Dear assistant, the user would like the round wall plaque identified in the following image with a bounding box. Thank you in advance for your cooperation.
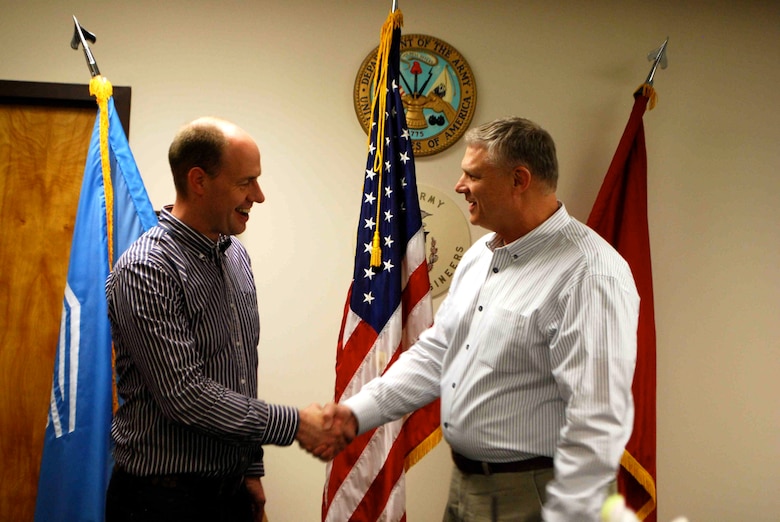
[354,34,477,157]
[417,184,472,297]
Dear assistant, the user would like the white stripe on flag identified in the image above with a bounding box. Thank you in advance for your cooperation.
[52,295,68,437]
[51,284,80,438]
[65,285,81,433]
[66,283,80,433]
[49,384,63,438]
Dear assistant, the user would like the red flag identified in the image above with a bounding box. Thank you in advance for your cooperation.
[322,9,440,521]
[587,85,658,521]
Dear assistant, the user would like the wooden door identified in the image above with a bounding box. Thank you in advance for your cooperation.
[0,81,131,522]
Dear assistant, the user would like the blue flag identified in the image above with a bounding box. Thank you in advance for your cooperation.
[34,95,157,522]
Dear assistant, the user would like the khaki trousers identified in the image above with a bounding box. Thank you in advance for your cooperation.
[442,466,555,522]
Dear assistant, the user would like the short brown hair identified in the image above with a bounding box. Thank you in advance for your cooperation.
[167,119,228,196]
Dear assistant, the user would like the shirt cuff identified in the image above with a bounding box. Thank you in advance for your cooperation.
[245,462,264,477]
[342,393,383,435]
[261,404,299,446]
[245,448,265,477]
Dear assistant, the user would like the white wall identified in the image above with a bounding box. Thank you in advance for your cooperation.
[2,1,779,520]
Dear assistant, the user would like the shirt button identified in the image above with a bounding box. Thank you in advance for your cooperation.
[443,422,449,428]
[452,382,456,388]
[466,344,470,350]
[478,305,483,311]
[492,267,499,273]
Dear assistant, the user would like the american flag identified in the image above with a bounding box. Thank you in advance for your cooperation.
[322,9,440,522]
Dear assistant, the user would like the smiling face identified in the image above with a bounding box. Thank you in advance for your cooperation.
[200,132,265,240]
[455,144,516,235]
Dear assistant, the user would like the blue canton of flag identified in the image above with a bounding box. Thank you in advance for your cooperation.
[35,94,157,522]
[352,78,420,331]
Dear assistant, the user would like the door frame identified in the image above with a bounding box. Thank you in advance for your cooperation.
[0,79,131,136]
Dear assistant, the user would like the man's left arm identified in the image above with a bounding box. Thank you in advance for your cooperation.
[544,274,639,521]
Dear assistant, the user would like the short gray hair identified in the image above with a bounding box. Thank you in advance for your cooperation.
[464,117,558,191]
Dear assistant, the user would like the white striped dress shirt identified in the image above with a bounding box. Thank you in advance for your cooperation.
[345,203,639,520]
[106,207,298,478]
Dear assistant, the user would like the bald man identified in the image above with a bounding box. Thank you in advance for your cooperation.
[105,118,347,522]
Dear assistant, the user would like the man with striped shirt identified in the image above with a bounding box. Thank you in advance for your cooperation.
[105,117,349,522]
[330,117,639,521]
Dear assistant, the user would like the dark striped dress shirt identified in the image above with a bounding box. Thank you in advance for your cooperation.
[106,207,298,478]
[346,203,639,520]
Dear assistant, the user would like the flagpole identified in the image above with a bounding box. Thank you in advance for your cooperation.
[391,0,398,12]
[644,37,669,86]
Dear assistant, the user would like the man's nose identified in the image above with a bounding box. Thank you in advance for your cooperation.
[454,174,467,193]
[252,180,265,203]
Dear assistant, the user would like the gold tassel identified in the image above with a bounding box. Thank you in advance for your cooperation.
[370,230,382,267]
[89,75,119,414]
[367,9,404,267]
[636,83,658,111]
[89,75,115,268]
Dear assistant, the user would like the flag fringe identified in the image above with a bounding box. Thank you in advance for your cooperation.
[404,426,442,472]
[620,449,657,520]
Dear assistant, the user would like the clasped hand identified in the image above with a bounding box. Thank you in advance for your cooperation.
[295,402,357,461]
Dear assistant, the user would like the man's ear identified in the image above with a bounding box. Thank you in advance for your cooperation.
[188,167,208,197]
[512,166,532,192]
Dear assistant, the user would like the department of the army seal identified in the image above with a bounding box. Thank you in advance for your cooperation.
[354,34,477,157]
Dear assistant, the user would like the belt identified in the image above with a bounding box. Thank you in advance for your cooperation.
[113,467,245,496]
[451,451,553,475]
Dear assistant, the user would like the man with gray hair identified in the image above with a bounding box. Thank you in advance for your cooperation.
[329,117,639,521]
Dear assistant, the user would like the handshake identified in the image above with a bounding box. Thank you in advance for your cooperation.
[295,403,357,461]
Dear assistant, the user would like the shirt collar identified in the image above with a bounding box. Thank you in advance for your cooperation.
[158,206,231,260]
[488,202,571,258]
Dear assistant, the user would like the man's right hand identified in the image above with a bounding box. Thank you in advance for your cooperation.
[295,403,357,461]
